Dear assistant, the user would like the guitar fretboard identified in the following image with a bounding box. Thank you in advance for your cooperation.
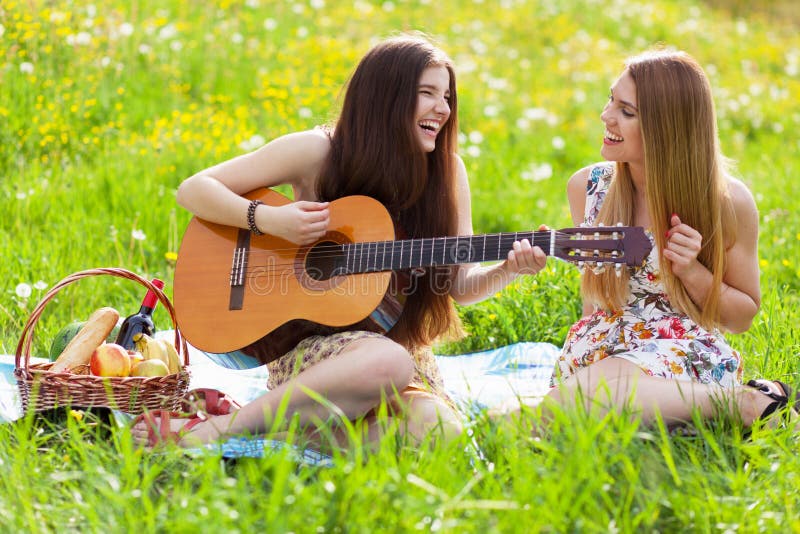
[340,231,553,274]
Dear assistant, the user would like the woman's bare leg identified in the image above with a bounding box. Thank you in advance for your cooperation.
[131,337,415,446]
[305,389,463,451]
[544,357,776,427]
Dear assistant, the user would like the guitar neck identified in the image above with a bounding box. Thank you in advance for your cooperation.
[339,231,553,274]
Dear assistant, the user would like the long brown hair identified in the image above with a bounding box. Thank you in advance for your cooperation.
[582,50,736,330]
[316,35,462,349]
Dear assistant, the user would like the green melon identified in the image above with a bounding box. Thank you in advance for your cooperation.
[48,321,121,360]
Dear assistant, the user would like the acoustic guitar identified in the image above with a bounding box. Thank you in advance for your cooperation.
[173,188,652,362]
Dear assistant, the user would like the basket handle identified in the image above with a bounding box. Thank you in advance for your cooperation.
[14,268,190,369]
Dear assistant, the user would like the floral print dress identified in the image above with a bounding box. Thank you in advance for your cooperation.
[554,163,743,387]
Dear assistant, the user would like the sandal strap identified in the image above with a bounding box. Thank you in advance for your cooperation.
[746,379,790,404]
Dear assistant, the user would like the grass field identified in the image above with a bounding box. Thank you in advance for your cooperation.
[2,0,799,531]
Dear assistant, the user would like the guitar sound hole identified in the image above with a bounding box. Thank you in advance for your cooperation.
[305,240,345,281]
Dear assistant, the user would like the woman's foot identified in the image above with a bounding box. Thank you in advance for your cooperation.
[741,379,799,428]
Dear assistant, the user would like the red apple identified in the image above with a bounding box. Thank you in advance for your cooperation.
[90,343,131,377]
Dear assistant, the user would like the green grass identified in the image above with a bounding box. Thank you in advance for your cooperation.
[2,0,800,531]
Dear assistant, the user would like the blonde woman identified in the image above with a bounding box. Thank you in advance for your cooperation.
[547,49,796,428]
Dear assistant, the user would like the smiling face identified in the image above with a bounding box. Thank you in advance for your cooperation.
[600,70,644,170]
[414,65,451,152]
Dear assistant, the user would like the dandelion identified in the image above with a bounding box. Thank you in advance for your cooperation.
[524,107,548,121]
[468,131,484,144]
[240,134,265,151]
[245,0,260,7]
[0,24,4,38]
[465,145,481,158]
[69,409,84,421]
[298,107,312,119]
[232,33,244,44]
[165,251,178,262]
[310,0,325,8]
[522,163,553,182]
[297,27,308,38]
[75,32,92,46]
[382,1,395,11]
[263,18,277,31]
[119,23,134,36]
[16,283,33,299]
[138,44,152,55]
[483,105,500,117]
[34,281,48,290]
[552,136,565,150]
[132,229,146,241]
[759,259,768,268]
[20,62,34,74]
[159,24,178,40]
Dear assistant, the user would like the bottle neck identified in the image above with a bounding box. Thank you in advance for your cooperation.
[141,278,165,311]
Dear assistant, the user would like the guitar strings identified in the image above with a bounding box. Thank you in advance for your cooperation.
[225,231,631,279]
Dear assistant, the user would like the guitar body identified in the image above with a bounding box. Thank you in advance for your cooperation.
[173,189,395,357]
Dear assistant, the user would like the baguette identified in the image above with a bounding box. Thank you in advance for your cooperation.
[50,307,120,373]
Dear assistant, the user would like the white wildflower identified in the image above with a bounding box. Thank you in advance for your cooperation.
[16,283,32,299]
[382,1,395,11]
[75,32,92,46]
[465,145,481,158]
[159,24,177,40]
[240,134,266,151]
[34,281,48,290]
[522,163,553,182]
[263,18,277,31]
[483,105,500,117]
[119,23,134,36]
[552,136,565,150]
[468,131,484,144]
[298,107,312,119]
[20,62,34,74]
[132,229,146,241]
[310,0,324,8]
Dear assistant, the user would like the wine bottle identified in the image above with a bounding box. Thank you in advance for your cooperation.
[114,278,165,350]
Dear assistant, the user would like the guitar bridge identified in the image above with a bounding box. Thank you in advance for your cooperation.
[228,229,250,310]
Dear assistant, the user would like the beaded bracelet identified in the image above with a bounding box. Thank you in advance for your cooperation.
[246,199,264,235]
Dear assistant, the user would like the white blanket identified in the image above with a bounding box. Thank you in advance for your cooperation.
[1,338,560,424]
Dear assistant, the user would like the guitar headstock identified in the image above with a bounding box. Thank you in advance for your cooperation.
[553,225,652,272]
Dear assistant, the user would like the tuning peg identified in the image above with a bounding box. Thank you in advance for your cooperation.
[616,222,624,227]
[614,263,623,277]
[597,222,605,227]
[592,262,606,274]
[612,231,619,240]
[578,261,585,273]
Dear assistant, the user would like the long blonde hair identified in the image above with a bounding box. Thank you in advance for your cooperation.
[582,50,735,330]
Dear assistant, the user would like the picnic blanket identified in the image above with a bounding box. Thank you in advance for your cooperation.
[1,335,560,460]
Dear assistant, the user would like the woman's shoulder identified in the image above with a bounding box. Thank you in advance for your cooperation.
[724,175,758,221]
[568,162,614,192]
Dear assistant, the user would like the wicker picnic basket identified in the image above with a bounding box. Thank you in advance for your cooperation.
[14,267,191,415]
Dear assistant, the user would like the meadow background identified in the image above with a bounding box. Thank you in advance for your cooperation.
[1,0,799,531]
